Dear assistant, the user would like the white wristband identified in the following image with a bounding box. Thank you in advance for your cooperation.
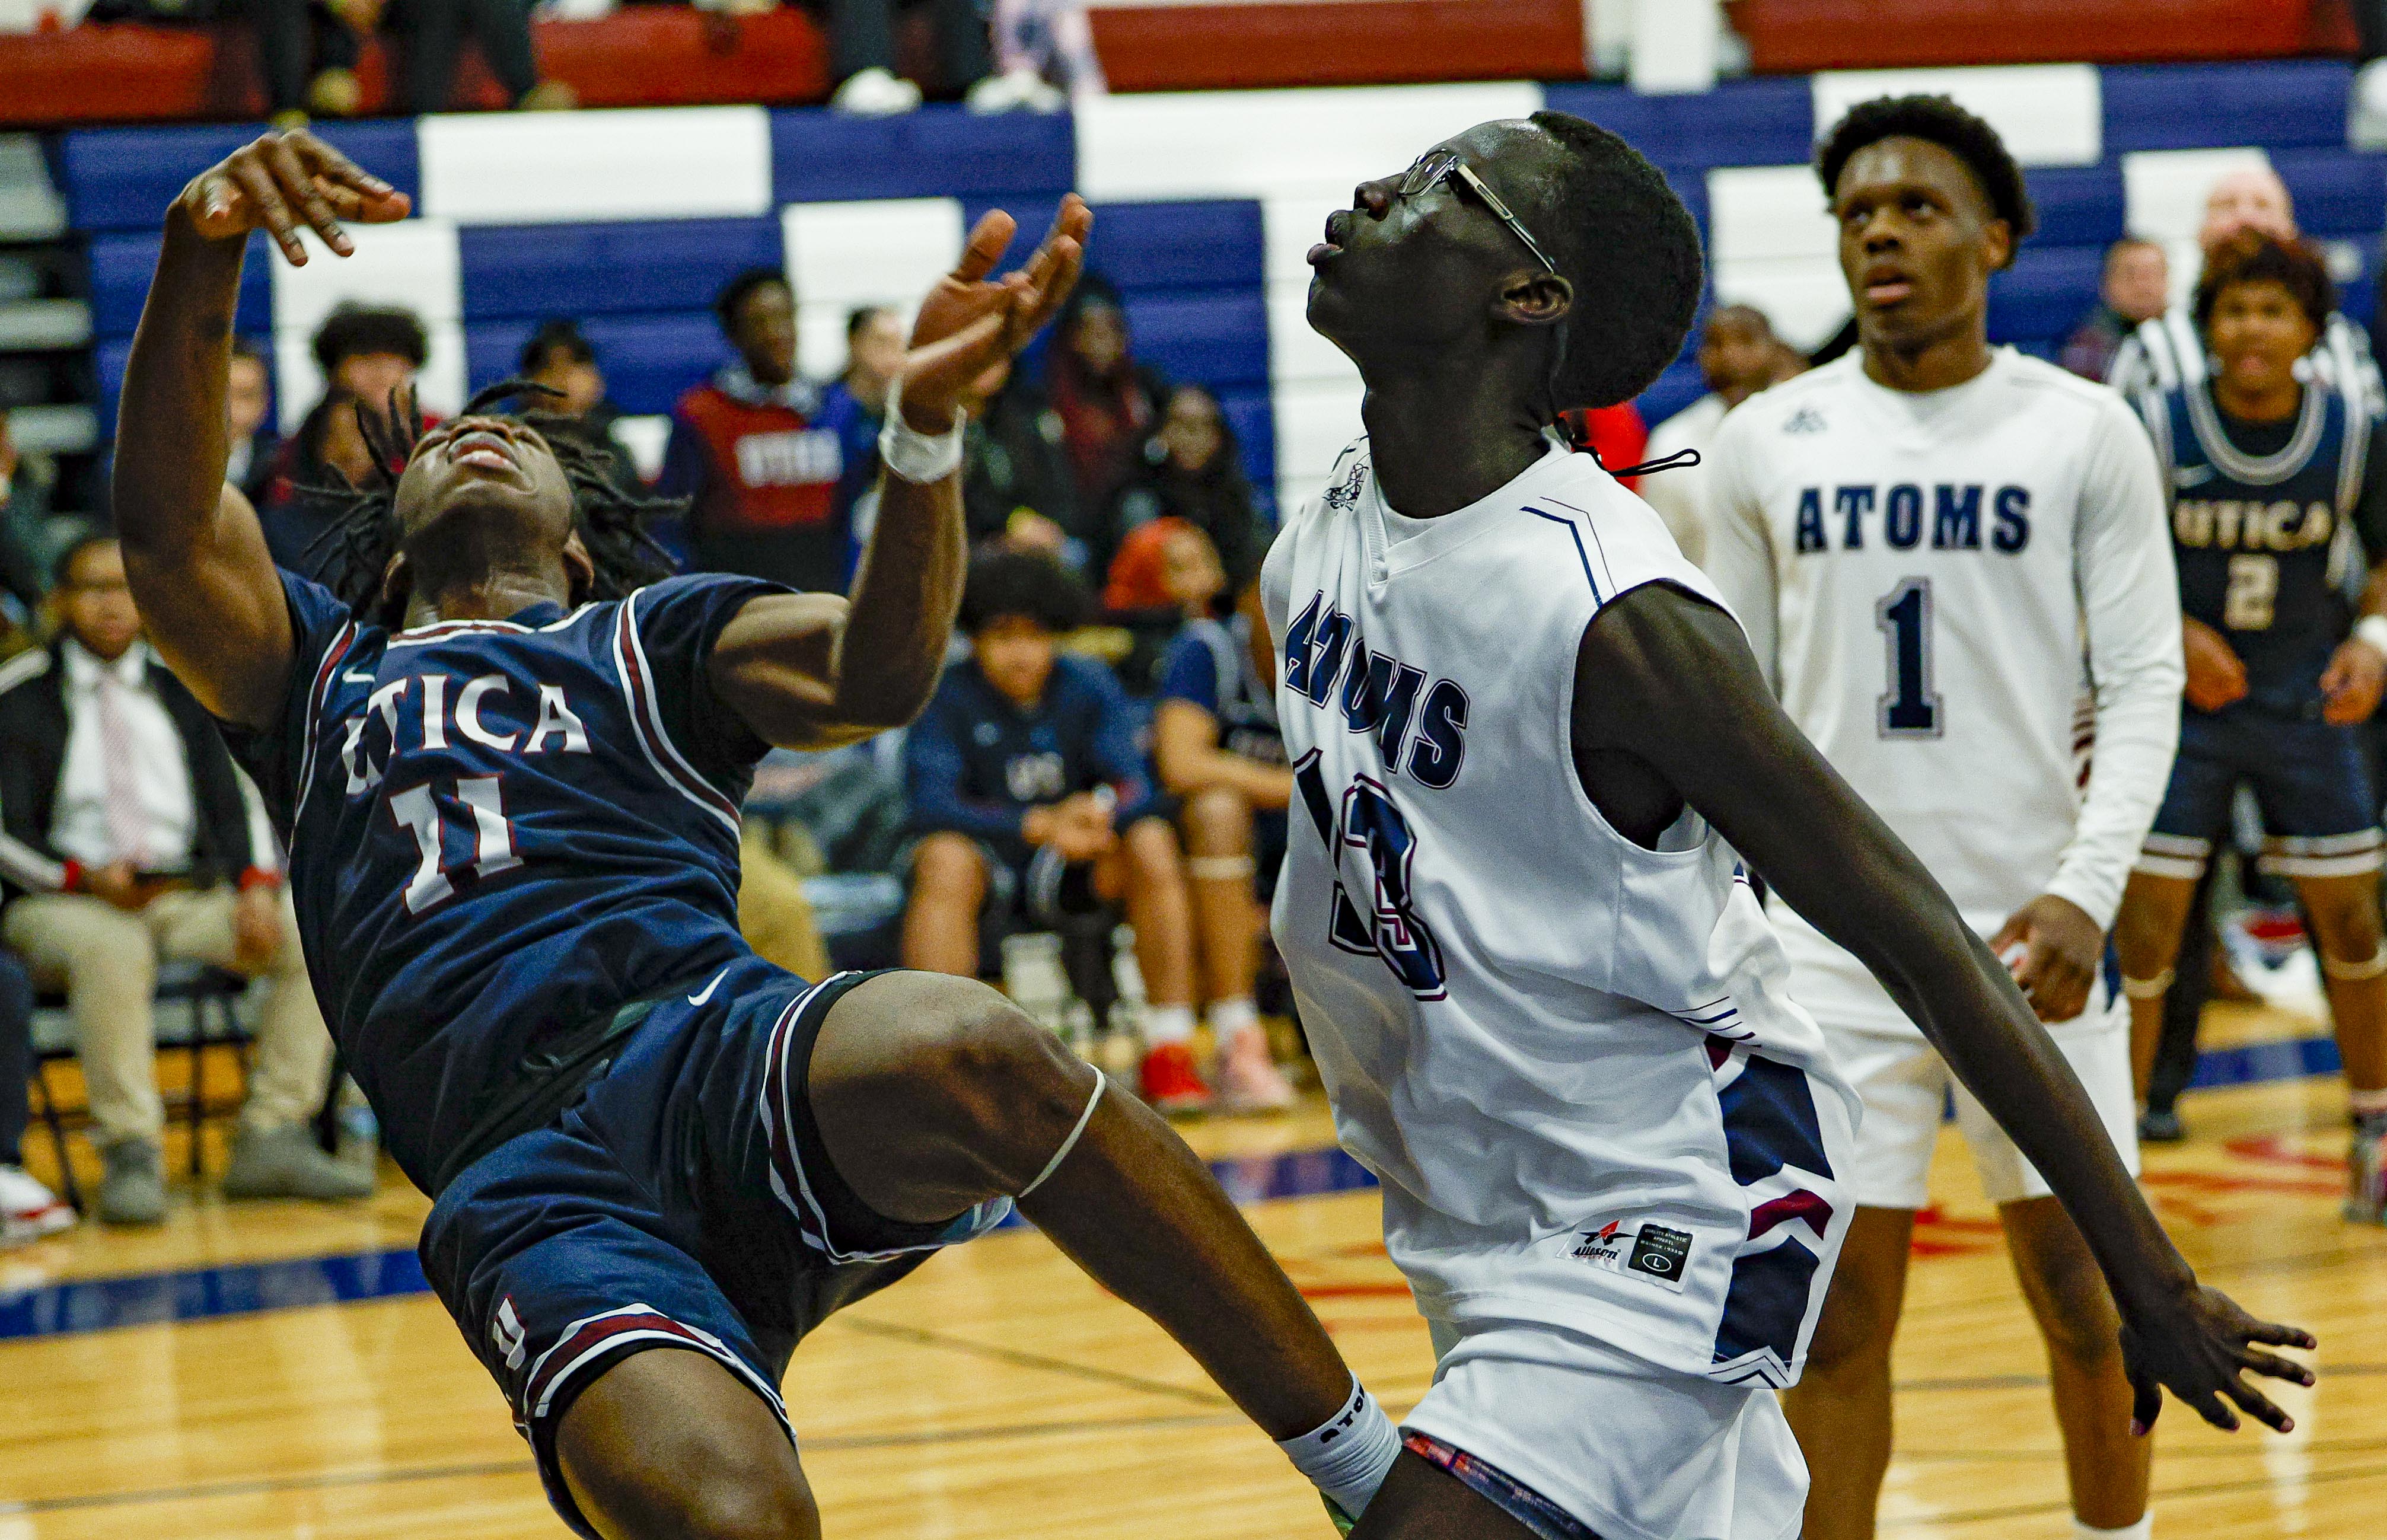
[877,375,966,484]
[2358,614,2387,659]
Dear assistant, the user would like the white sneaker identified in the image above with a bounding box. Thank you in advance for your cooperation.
[966,66,1066,115]
[0,1163,74,1246]
[1213,1023,1298,1112]
[831,67,923,117]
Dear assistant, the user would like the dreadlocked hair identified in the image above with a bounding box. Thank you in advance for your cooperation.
[299,378,682,629]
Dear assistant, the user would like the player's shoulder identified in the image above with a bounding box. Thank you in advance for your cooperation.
[1713,358,1855,445]
[1286,436,1373,528]
[1995,350,2150,441]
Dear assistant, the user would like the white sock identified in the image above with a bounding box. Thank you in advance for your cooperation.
[1277,1376,1401,1520]
[1206,996,1258,1038]
[2348,1086,2387,1118]
[2075,1517,2152,1540]
[1143,1004,1196,1045]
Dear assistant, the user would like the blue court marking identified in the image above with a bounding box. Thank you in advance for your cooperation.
[0,1039,2337,1345]
[1521,507,1601,601]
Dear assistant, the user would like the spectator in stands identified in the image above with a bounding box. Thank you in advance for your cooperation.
[225,339,281,506]
[2112,164,2380,416]
[0,947,72,1245]
[1105,384,1264,597]
[659,268,853,594]
[1153,567,1298,1111]
[518,320,638,490]
[983,0,1102,111]
[814,305,907,581]
[1104,517,1227,693]
[1639,303,1787,565]
[2061,237,2170,382]
[965,372,1081,556]
[823,0,993,117]
[254,0,572,122]
[1048,279,1168,540]
[0,537,369,1226]
[0,417,54,627]
[900,550,1210,1111]
[260,304,427,572]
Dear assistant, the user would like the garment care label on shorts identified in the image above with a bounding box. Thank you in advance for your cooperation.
[1570,1219,1693,1292]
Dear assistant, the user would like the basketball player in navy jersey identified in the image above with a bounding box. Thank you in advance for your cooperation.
[110,131,1408,1540]
[1275,109,2313,1540]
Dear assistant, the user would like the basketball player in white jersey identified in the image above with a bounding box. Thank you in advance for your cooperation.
[1279,107,2312,1540]
[1703,97,2183,1540]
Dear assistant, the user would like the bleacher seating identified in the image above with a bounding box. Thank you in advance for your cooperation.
[63,59,2387,516]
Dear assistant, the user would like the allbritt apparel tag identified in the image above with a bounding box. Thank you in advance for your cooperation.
[1571,1219,1693,1293]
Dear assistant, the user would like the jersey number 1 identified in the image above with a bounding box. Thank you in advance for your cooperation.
[1875,578,1942,738]
[390,776,522,914]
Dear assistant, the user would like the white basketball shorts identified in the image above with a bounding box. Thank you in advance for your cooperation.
[1825,1002,2140,1211]
[1401,1316,1806,1540]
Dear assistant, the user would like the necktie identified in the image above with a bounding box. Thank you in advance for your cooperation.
[95,668,151,870]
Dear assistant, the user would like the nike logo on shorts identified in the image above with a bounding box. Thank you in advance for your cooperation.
[689,968,730,1006]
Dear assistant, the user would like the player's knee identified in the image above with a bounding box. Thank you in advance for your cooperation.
[1123,816,1184,879]
[882,976,1088,1183]
[670,1471,820,1540]
[1803,1270,1902,1373]
[909,834,987,908]
[2018,1238,2122,1366]
[1183,786,1253,852]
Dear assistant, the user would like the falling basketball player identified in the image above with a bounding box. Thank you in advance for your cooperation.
[1271,109,2315,1540]
[111,131,1407,1539]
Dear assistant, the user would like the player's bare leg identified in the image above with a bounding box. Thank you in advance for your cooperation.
[1783,1206,1915,1540]
[2114,871,2199,1098]
[557,1349,820,1540]
[2002,1196,2150,1529]
[1347,1450,1540,1540]
[1182,786,1261,1007]
[2291,871,2387,1220]
[806,969,1352,1438]
[901,832,989,978]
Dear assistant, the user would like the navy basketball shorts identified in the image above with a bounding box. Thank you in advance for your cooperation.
[418,958,1012,1538]
[2139,708,2385,882]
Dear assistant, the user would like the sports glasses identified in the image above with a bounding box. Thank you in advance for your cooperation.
[1397,149,1561,276]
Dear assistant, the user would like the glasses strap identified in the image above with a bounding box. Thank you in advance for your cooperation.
[1589,446,1703,479]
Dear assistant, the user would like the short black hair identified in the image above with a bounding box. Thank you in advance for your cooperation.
[715,267,791,334]
[231,335,271,368]
[520,318,595,375]
[52,531,116,589]
[2195,231,2334,333]
[1526,110,1705,412]
[1815,94,2037,251]
[312,303,429,378]
[846,304,895,340]
[960,549,1089,636]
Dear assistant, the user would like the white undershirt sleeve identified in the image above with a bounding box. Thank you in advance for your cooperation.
[2047,392,2184,932]
[1694,410,1782,692]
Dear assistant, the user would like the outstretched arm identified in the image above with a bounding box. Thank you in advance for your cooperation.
[710,199,1091,749]
[113,131,409,728]
[1572,582,2314,1434]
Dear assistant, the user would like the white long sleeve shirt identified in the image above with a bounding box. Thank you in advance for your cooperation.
[1704,349,2183,1033]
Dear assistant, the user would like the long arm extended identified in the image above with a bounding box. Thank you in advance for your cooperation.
[113,132,409,728]
[1572,582,2312,1433]
[709,199,1089,749]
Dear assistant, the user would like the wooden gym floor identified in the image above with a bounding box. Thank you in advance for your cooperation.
[0,1003,2379,1539]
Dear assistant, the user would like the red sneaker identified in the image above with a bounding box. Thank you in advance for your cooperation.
[1139,1040,1213,1114]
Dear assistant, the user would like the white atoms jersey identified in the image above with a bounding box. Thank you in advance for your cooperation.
[1704,349,2183,1036]
[1264,439,1858,1389]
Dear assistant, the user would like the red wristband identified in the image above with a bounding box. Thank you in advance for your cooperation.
[58,860,82,894]
[237,866,282,892]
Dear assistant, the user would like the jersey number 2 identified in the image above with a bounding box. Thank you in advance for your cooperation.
[389,776,521,914]
[1875,578,1943,738]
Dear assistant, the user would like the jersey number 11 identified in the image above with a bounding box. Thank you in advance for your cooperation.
[390,776,523,914]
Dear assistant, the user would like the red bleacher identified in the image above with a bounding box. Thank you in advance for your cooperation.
[1735,0,2357,72]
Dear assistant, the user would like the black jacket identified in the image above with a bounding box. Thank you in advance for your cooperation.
[0,640,257,903]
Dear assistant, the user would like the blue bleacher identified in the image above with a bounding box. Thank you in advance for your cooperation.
[1544,78,1816,176]
[769,105,1074,206]
[1990,244,2108,344]
[458,218,785,322]
[466,313,725,416]
[2022,166,2127,248]
[2101,62,2351,154]
[87,229,272,339]
[57,120,422,234]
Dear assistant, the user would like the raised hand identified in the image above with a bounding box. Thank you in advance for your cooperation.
[2120,1281,2315,1436]
[173,129,411,266]
[898,195,1092,432]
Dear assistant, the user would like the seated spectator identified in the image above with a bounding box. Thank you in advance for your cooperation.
[0,417,55,629]
[1104,516,1225,693]
[518,319,638,490]
[822,0,992,116]
[1640,303,1792,565]
[0,538,369,1226]
[225,339,282,506]
[260,303,428,572]
[899,551,1210,1111]
[1047,279,1168,543]
[1152,569,1298,1111]
[2113,164,2381,415]
[2061,237,2170,382]
[738,830,833,983]
[251,0,572,123]
[815,304,907,582]
[0,946,73,1245]
[1107,384,1265,596]
[659,269,852,594]
[984,0,1102,111]
[964,371,1082,557]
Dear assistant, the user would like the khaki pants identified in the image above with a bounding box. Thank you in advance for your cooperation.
[739,828,831,981]
[2,887,336,1147]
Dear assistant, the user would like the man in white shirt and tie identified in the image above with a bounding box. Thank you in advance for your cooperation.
[0,536,367,1223]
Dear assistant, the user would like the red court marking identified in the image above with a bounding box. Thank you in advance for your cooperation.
[2224,1134,2345,1172]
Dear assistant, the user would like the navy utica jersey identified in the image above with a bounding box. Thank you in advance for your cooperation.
[222,569,785,1192]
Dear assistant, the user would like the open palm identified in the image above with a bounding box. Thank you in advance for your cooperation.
[898,196,1091,432]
